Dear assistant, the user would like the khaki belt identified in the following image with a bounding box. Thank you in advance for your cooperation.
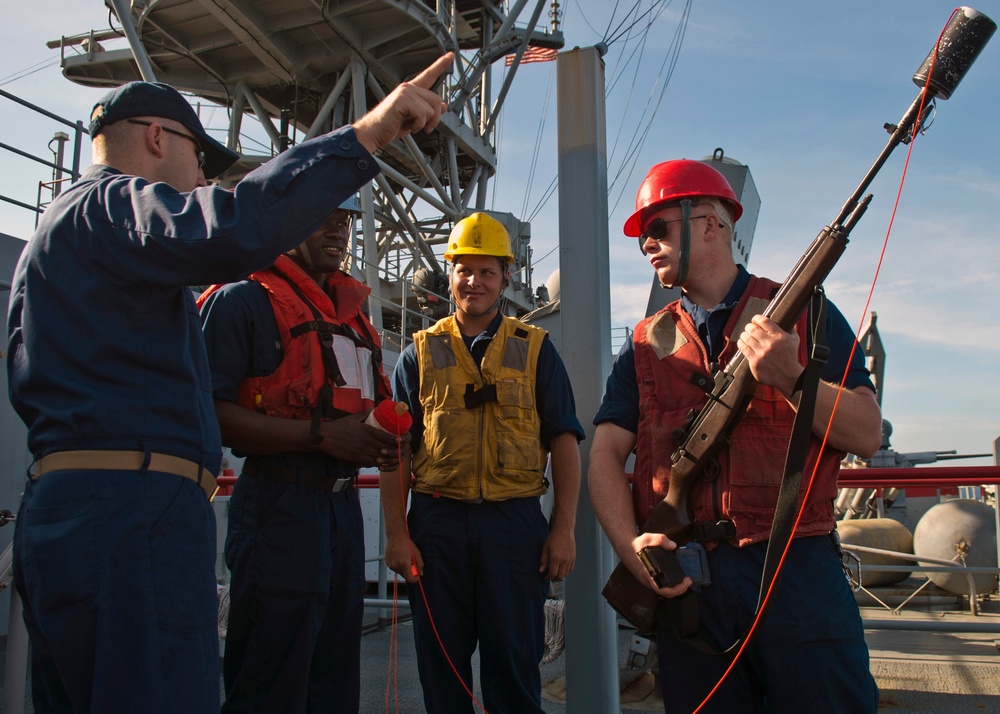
[33,450,218,501]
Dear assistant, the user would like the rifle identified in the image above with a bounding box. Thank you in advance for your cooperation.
[602,7,996,633]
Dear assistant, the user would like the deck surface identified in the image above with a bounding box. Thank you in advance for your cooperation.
[4,580,1000,712]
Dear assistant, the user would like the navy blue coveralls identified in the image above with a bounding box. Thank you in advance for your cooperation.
[392,311,584,714]
[6,126,378,714]
[594,265,880,714]
[200,278,371,713]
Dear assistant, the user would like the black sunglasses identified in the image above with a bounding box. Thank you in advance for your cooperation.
[127,119,206,170]
[641,214,713,243]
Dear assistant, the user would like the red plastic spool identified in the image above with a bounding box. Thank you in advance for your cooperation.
[368,400,413,435]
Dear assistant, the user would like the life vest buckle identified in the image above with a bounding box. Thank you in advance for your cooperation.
[688,519,736,542]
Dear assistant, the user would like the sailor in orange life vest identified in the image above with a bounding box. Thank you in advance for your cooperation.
[379,212,585,714]
[588,160,882,713]
[198,196,407,713]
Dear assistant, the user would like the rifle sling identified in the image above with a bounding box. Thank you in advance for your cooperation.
[658,287,829,657]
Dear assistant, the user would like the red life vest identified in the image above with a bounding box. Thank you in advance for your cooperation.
[632,275,844,546]
[198,255,390,422]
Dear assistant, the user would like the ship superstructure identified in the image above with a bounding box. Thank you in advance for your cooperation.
[47,0,566,351]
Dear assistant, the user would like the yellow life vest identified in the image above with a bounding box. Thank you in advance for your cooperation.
[412,315,548,501]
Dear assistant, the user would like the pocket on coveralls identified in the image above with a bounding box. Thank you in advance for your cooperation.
[21,492,103,613]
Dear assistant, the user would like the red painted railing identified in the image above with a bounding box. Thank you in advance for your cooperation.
[837,465,1000,489]
[226,466,1000,493]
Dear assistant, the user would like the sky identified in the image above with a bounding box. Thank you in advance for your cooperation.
[1,0,998,464]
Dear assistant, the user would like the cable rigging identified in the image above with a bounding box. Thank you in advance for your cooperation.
[607,0,692,216]
[499,0,692,259]
[604,2,666,178]
[520,64,557,221]
[0,57,62,87]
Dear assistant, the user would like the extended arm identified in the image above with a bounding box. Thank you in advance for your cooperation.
[379,344,423,583]
[378,450,421,583]
[96,54,454,288]
[538,431,581,580]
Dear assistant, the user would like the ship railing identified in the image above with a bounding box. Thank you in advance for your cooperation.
[838,465,1000,490]
[839,543,994,617]
[837,463,1000,632]
[610,325,632,356]
[0,88,86,229]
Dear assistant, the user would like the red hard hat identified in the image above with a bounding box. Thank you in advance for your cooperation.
[623,159,743,237]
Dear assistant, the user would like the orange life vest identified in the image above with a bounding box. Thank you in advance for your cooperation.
[198,255,390,424]
[632,275,844,546]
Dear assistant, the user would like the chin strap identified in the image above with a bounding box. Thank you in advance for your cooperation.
[661,199,692,289]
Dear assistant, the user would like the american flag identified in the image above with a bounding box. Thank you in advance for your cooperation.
[505,46,558,66]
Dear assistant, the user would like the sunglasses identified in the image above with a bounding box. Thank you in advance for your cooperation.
[128,119,206,170]
[641,214,714,243]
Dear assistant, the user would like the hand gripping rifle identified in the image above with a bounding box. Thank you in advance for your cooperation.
[602,7,996,633]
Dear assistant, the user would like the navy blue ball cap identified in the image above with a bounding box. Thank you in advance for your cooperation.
[89,81,240,179]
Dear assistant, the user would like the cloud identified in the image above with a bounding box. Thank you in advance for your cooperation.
[610,278,651,329]
[936,166,1000,200]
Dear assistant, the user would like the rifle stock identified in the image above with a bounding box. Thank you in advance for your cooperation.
[601,7,995,633]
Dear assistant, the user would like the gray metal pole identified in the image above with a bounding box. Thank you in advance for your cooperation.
[305,68,352,141]
[228,83,247,154]
[241,86,282,153]
[557,46,619,714]
[994,437,999,593]
[109,0,158,82]
[350,60,384,334]
[863,618,1000,633]
[52,132,69,198]
[476,14,494,211]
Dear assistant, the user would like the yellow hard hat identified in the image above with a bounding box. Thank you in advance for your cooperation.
[444,213,514,263]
